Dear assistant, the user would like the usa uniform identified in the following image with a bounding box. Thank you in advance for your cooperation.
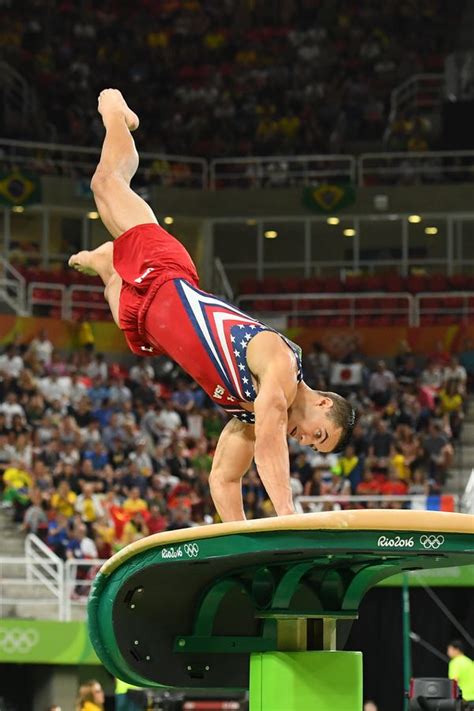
[115,223,303,423]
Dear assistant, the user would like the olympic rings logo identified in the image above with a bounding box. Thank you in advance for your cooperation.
[0,628,39,654]
[420,535,445,550]
[183,543,199,558]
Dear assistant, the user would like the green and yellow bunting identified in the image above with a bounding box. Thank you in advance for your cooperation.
[303,183,355,213]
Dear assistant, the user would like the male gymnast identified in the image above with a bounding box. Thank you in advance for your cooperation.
[69,89,356,522]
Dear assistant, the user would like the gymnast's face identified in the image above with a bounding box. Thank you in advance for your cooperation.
[288,392,342,453]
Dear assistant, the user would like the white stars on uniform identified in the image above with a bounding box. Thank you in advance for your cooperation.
[231,324,258,405]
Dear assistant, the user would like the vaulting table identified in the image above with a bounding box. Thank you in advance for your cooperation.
[88,509,474,711]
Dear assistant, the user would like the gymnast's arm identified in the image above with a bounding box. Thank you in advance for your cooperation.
[209,416,256,521]
[248,333,297,515]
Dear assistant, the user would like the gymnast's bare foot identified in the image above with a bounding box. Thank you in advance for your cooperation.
[68,241,114,281]
[98,89,139,131]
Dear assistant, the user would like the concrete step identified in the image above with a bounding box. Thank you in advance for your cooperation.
[1,602,62,620]
[0,582,60,599]
[461,422,474,438]
[0,537,25,555]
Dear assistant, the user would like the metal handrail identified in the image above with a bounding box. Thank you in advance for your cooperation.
[461,470,474,514]
[358,149,474,187]
[67,284,109,320]
[64,558,106,621]
[236,291,414,326]
[0,138,208,187]
[27,281,68,318]
[0,255,27,315]
[209,154,356,189]
[25,534,64,619]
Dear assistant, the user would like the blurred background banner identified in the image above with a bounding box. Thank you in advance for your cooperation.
[0,170,41,206]
[0,620,97,664]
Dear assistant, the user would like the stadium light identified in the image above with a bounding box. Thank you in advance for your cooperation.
[11,206,24,213]
[87,211,100,220]
[424,227,438,235]
[343,228,356,237]
[264,230,278,239]
[164,216,174,225]
[327,217,340,225]
[408,215,422,223]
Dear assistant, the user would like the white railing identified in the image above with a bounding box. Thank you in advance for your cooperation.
[0,256,27,315]
[5,137,474,188]
[0,557,63,620]
[213,257,234,302]
[236,292,414,327]
[64,559,104,621]
[0,138,208,189]
[209,154,356,189]
[67,285,109,320]
[461,470,474,515]
[295,495,460,514]
[24,534,65,619]
[27,281,67,318]
[358,150,474,187]
[18,286,474,326]
[388,73,443,125]
[413,292,474,327]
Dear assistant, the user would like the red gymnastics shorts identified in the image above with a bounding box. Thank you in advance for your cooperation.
[113,222,199,356]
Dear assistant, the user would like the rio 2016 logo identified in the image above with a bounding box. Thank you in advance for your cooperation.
[161,543,200,560]
[377,535,414,548]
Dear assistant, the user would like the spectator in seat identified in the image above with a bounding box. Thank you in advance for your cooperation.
[121,510,149,546]
[368,418,394,470]
[167,504,193,531]
[0,344,24,379]
[336,444,363,491]
[380,465,408,500]
[67,522,98,560]
[75,483,105,531]
[147,503,168,535]
[47,513,71,559]
[303,341,331,389]
[369,360,396,407]
[422,421,454,484]
[439,379,464,440]
[407,467,430,496]
[171,378,195,427]
[0,392,25,427]
[28,328,53,366]
[443,356,467,396]
[421,360,444,394]
[22,487,48,537]
[50,480,77,518]
[356,465,381,500]
[123,486,148,515]
[2,460,32,521]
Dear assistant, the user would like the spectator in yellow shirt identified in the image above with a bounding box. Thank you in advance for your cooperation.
[121,511,149,547]
[123,486,148,515]
[447,640,474,702]
[51,480,77,518]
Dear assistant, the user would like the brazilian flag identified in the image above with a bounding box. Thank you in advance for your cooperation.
[0,170,41,206]
[302,183,355,213]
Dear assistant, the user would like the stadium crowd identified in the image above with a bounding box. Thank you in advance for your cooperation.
[0,0,458,161]
[0,329,467,591]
